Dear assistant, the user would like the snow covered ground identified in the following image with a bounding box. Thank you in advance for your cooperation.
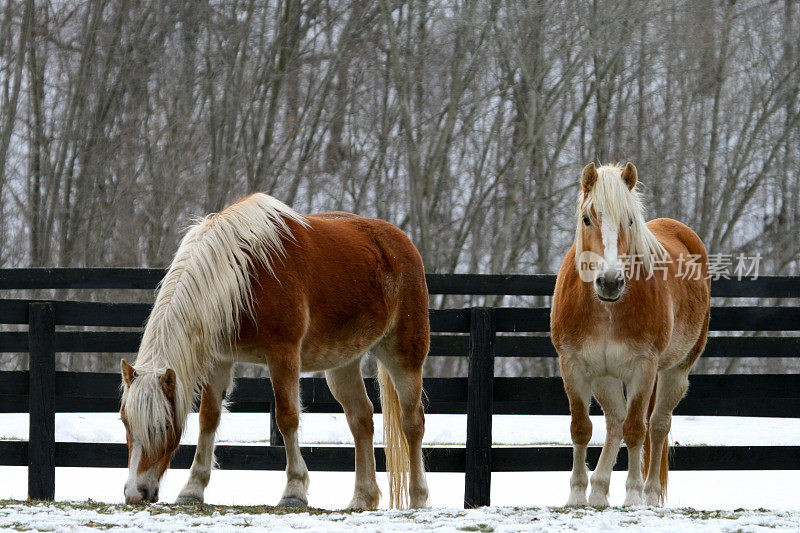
[1,413,799,530]
[1,501,799,532]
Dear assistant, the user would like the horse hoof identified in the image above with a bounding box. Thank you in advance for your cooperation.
[277,497,307,507]
[176,494,203,504]
[347,499,378,511]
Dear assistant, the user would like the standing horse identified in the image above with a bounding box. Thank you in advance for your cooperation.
[119,194,429,509]
[550,163,710,507]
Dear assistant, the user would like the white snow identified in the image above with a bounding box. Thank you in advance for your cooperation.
[1,501,799,532]
[1,412,798,530]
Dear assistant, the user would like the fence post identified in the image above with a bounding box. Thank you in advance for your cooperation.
[269,395,284,447]
[28,302,56,500]
[464,307,495,508]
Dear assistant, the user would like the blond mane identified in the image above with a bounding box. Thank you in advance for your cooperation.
[574,164,667,275]
[122,194,308,455]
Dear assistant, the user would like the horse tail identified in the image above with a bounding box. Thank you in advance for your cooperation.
[642,376,669,505]
[378,363,410,509]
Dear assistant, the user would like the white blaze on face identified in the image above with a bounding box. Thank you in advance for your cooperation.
[124,443,143,502]
[600,211,620,275]
[124,441,161,503]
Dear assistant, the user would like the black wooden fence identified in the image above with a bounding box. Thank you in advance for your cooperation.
[0,269,799,507]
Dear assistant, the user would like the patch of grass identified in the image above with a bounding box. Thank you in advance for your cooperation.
[0,499,356,518]
[79,521,115,530]
[3,524,35,532]
[459,524,494,532]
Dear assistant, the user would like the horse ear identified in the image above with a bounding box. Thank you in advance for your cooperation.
[121,359,137,387]
[622,162,637,190]
[160,368,176,398]
[581,162,598,193]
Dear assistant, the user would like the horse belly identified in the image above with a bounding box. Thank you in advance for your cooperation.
[658,328,698,370]
[298,313,389,372]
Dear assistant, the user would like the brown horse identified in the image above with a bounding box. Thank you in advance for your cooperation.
[551,163,710,507]
[119,194,429,509]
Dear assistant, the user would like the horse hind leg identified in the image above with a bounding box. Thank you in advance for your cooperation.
[267,345,310,507]
[325,358,380,509]
[643,367,688,506]
[373,334,429,509]
[176,360,233,504]
[588,377,625,507]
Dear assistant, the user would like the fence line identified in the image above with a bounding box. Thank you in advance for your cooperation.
[0,270,798,506]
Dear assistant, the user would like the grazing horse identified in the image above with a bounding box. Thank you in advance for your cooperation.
[119,194,429,509]
[550,163,710,507]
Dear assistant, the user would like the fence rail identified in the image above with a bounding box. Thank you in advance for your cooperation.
[2,268,800,297]
[0,269,799,507]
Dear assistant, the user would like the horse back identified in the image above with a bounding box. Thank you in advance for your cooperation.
[236,212,428,369]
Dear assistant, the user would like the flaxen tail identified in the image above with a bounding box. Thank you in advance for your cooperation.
[378,363,410,509]
[642,377,669,505]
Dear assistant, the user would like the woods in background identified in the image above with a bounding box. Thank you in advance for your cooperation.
[1,0,798,276]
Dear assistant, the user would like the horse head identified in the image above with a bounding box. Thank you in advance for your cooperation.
[120,359,182,503]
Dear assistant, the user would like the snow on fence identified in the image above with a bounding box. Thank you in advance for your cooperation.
[0,269,798,507]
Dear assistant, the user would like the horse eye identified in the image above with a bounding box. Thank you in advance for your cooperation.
[583,215,591,227]
[629,217,634,227]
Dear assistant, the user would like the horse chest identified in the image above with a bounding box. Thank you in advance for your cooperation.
[573,336,643,380]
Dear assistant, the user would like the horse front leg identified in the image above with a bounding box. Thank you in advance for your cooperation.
[560,357,593,506]
[588,377,625,507]
[622,360,657,507]
[268,348,310,507]
[176,361,233,504]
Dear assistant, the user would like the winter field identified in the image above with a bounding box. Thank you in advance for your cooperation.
[2,412,799,531]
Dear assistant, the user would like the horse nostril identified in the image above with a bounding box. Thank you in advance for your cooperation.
[138,485,153,503]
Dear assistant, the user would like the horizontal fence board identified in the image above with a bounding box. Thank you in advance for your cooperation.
[426,274,555,296]
[709,307,800,332]
[0,268,166,290]
[2,270,798,298]
[710,276,800,298]
[703,336,800,358]
[1,332,797,358]
[3,301,800,332]
[0,370,27,395]
[2,372,798,418]
[490,446,800,471]
[431,334,800,358]
[0,331,143,353]
[492,375,800,417]
[50,443,468,472]
[493,307,800,333]
[0,441,27,466]
[0,441,795,471]
[0,300,151,327]
[494,375,800,402]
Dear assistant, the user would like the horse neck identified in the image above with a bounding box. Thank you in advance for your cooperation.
[136,315,208,424]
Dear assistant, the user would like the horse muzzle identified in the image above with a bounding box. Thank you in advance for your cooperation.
[124,482,159,504]
[594,270,625,302]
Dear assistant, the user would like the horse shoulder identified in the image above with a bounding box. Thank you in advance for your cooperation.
[551,245,586,351]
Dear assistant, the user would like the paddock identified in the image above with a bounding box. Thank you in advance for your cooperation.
[0,269,798,510]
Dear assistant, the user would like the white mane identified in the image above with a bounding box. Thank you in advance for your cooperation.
[122,193,308,455]
[574,164,667,275]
